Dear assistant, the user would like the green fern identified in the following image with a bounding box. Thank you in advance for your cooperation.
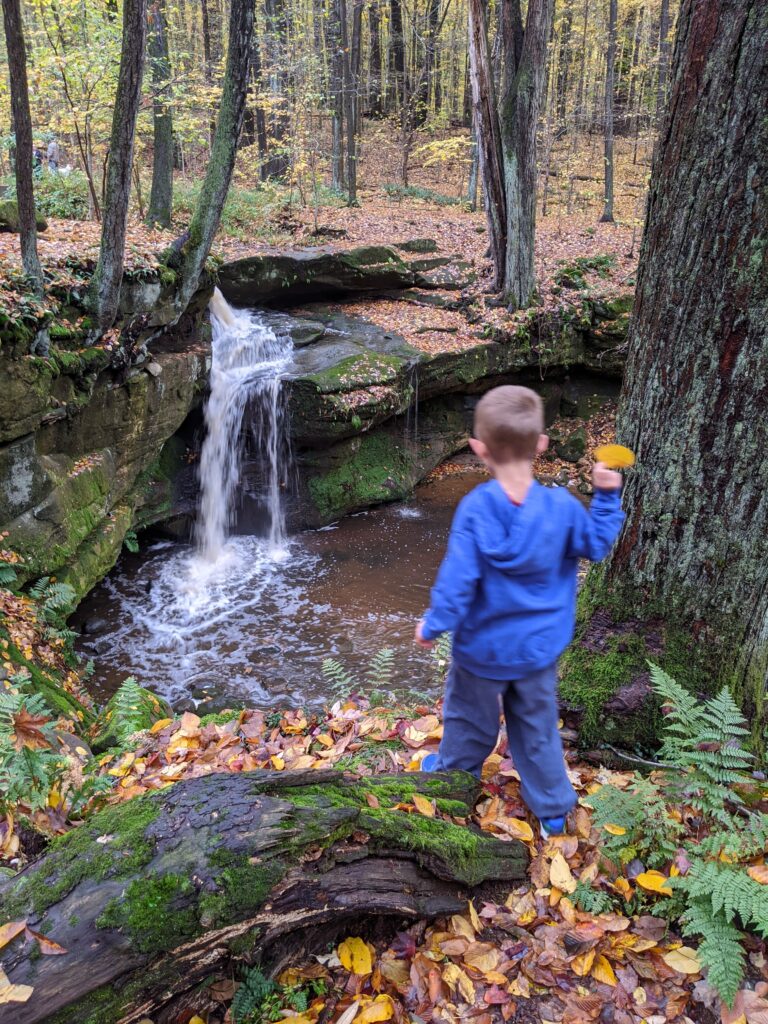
[29,577,77,624]
[108,677,156,743]
[0,685,64,813]
[0,565,17,588]
[573,880,615,915]
[366,647,394,689]
[322,657,355,700]
[590,775,682,869]
[681,900,746,1007]
[231,966,277,1023]
[697,813,768,860]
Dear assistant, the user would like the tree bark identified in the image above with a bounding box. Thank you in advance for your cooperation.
[0,770,526,1024]
[499,0,554,308]
[1,0,44,295]
[555,0,573,127]
[389,0,407,115]
[329,0,345,190]
[262,0,291,180]
[368,0,383,115]
[467,0,506,290]
[87,0,147,337]
[147,0,174,229]
[173,0,255,316]
[655,0,671,125]
[605,0,768,738]
[600,0,617,222]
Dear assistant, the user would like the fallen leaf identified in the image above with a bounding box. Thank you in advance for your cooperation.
[603,823,627,836]
[149,717,172,734]
[748,865,768,885]
[571,949,596,977]
[549,851,577,894]
[661,946,701,975]
[591,954,618,986]
[355,994,395,1022]
[464,941,501,973]
[338,937,373,976]
[412,793,435,818]
[0,921,26,951]
[635,870,673,896]
[0,967,33,1005]
[25,928,67,955]
[442,963,476,1003]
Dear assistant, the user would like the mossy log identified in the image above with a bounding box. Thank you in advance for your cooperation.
[0,769,527,1024]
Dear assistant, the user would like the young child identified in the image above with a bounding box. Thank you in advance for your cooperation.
[415,385,625,836]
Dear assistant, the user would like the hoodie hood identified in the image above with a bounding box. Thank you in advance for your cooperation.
[473,480,559,573]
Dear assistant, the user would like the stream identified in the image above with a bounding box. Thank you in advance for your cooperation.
[74,471,485,710]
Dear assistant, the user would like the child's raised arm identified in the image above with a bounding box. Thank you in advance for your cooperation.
[565,462,625,562]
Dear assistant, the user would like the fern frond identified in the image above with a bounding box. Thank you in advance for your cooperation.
[231,966,277,1023]
[698,814,768,860]
[366,647,394,689]
[573,880,615,915]
[682,900,746,1007]
[322,658,355,699]
[0,565,17,587]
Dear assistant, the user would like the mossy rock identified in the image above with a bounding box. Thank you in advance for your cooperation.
[395,238,439,254]
[553,424,587,463]
[0,199,48,233]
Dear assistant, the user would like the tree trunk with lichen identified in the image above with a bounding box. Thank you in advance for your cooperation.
[173,0,255,316]
[578,0,768,746]
[0,770,526,1024]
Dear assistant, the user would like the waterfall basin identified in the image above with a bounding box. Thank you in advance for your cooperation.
[74,471,487,711]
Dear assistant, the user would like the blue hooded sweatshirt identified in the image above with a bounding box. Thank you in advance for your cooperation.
[421,480,625,679]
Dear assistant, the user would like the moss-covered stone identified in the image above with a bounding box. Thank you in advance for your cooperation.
[0,199,48,233]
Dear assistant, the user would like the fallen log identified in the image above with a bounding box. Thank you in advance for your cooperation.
[0,769,527,1024]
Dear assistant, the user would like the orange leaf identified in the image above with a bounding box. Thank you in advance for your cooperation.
[594,444,636,469]
[635,870,673,896]
[412,793,435,818]
[748,865,768,885]
[0,920,26,951]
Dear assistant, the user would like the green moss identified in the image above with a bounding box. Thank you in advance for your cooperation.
[97,874,198,953]
[198,851,286,928]
[1,633,93,725]
[304,351,405,393]
[199,708,241,726]
[0,797,160,920]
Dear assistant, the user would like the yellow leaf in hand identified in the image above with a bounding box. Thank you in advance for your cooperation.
[635,870,673,896]
[594,444,636,469]
[661,946,701,974]
[338,937,373,976]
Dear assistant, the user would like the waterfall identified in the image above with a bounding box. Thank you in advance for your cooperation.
[196,288,293,561]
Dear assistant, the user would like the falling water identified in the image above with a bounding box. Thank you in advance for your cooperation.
[197,288,293,561]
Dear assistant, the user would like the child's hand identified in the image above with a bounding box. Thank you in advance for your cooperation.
[592,461,623,491]
[415,620,434,649]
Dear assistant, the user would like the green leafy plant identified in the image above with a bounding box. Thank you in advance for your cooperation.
[581,662,764,1005]
[123,530,140,554]
[322,647,394,702]
[0,679,65,814]
[573,880,615,915]
[231,965,324,1024]
[29,577,78,643]
[0,565,18,588]
[106,677,157,744]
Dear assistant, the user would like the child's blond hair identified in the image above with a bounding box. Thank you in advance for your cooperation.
[474,385,544,462]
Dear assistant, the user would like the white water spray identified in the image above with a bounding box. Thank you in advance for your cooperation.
[196,288,293,562]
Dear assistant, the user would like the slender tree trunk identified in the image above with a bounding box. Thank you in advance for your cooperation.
[147,0,174,228]
[415,0,441,126]
[625,4,644,135]
[655,0,671,124]
[556,0,573,128]
[339,0,359,203]
[174,0,255,314]
[329,0,345,190]
[600,0,617,222]
[467,0,506,290]
[499,0,554,308]
[574,0,589,133]
[262,0,290,179]
[390,0,406,116]
[368,0,383,115]
[605,0,768,739]
[1,0,43,295]
[88,0,147,336]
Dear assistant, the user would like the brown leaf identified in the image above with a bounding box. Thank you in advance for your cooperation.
[748,865,768,885]
[10,707,50,751]
[24,928,67,955]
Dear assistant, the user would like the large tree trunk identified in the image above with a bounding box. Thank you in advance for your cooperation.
[467,0,506,291]
[605,0,768,738]
[88,0,147,336]
[1,0,43,295]
[499,0,554,309]
[0,770,526,1024]
[146,0,174,229]
[174,0,255,315]
[600,0,617,222]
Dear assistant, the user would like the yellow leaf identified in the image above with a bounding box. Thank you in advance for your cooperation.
[412,793,435,818]
[549,852,577,894]
[591,955,618,986]
[497,817,534,842]
[450,914,477,939]
[270,755,285,770]
[468,900,481,933]
[661,946,701,975]
[150,718,172,734]
[748,865,768,885]
[635,870,673,896]
[338,937,373,976]
[355,994,395,1023]
[0,920,26,951]
[603,823,627,836]
[571,949,596,977]
[442,963,476,1003]
[189,1017,206,1024]
[463,941,501,973]
[594,444,636,469]
[0,967,33,1005]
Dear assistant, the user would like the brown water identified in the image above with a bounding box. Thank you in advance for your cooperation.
[74,471,488,711]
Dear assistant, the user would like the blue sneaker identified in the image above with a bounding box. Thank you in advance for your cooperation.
[421,753,440,772]
[540,816,566,837]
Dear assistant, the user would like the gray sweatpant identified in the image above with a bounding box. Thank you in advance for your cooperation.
[432,661,577,820]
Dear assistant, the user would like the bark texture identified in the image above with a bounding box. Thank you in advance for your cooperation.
[600,0,617,222]
[174,0,255,314]
[147,0,174,228]
[607,0,768,733]
[1,0,44,293]
[0,770,526,1024]
[88,0,148,335]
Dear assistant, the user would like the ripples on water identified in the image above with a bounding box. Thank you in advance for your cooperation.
[75,474,486,710]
